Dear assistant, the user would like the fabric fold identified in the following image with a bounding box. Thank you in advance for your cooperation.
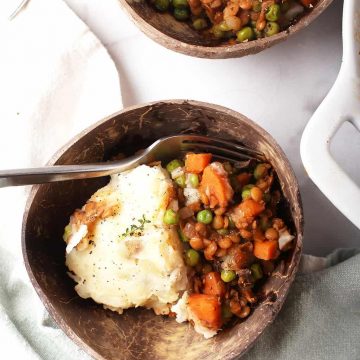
[244,249,360,360]
[0,0,121,359]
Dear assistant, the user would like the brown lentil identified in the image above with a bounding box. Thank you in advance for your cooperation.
[238,305,251,318]
[190,237,205,250]
[229,299,242,316]
[212,215,224,230]
[204,241,218,260]
[216,247,227,257]
[223,2,239,18]
[218,236,233,249]
[239,0,253,10]
[225,15,242,31]
[214,207,226,215]
[195,222,208,237]
[223,216,229,229]
[239,9,251,25]
[250,186,263,202]
[240,229,252,239]
[203,238,212,247]
[227,232,241,243]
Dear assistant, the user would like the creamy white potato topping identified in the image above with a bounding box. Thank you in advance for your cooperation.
[65,165,188,315]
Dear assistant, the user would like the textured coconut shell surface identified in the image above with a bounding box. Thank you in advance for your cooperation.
[22,100,303,360]
[118,0,333,58]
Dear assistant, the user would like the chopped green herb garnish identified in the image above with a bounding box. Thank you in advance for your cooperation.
[121,215,150,238]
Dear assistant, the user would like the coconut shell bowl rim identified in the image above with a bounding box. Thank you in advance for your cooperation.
[118,0,333,58]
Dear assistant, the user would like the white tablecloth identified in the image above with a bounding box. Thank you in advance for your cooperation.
[0,0,358,359]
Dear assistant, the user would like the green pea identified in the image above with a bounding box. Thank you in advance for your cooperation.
[173,7,190,21]
[172,0,188,8]
[236,27,254,42]
[163,209,179,225]
[264,21,280,37]
[212,25,225,39]
[221,304,233,321]
[154,0,170,11]
[265,4,281,21]
[193,18,208,30]
[218,21,231,32]
[166,159,183,173]
[221,269,236,283]
[241,184,254,200]
[189,173,199,188]
[197,209,213,224]
[251,263,263,281]
[63,224,72,241]
[254,163,267,180]
[178,228,189,242]
[186,249,200,266]
[217,229,229,235]
[252,0,262,12]
[175,174,186,188]
[242,189,251,200]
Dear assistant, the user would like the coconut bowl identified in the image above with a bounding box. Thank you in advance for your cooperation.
[22,100,303,360]
[118,0,333,58]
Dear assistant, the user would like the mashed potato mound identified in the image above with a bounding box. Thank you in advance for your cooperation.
[65,165,188,315]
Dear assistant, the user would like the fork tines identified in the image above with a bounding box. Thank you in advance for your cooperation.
[181,135,264,163]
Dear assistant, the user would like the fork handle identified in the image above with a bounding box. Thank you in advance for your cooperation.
[0,157,140,188]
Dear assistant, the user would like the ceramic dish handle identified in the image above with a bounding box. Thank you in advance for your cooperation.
[301,0,360,229]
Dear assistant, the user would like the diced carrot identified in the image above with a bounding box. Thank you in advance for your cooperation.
[237,173,251,188]
[238,199,265,218]
[203,272,226,298]
[188,293,222,329]
[185,153,212,174]
[253,240,279,260]
[300,0,314,7]
[199,163,234,208]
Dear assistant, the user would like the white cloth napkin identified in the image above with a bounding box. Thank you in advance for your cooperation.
[0,0,121,358]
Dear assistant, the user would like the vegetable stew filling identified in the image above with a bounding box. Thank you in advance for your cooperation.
[164,152,295,332]
[149,0,316,44]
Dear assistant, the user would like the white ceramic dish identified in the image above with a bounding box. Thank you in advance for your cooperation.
[301,0,360,230]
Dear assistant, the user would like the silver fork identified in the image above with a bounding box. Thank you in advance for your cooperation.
[0,135,264,188]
